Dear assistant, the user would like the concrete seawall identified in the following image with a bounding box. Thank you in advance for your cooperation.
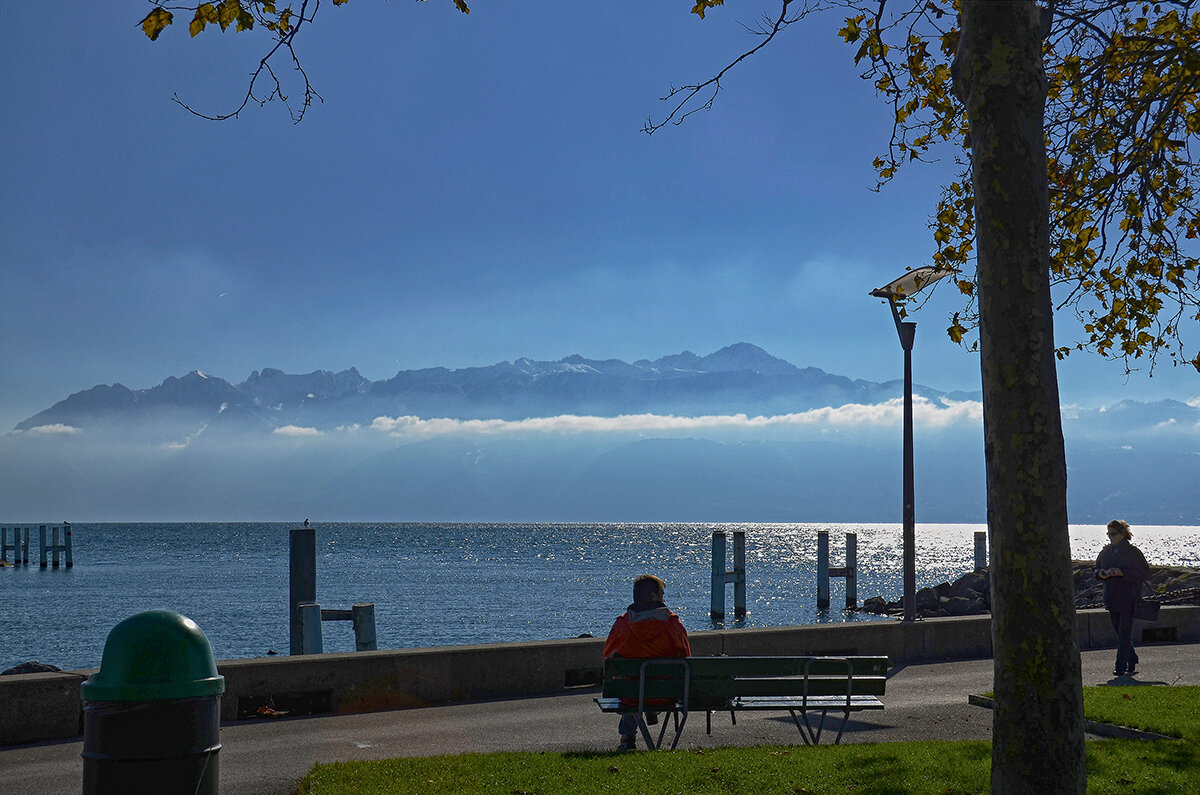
[4,606,1198,747]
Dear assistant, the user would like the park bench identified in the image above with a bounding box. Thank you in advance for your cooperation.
[594,655,888,750]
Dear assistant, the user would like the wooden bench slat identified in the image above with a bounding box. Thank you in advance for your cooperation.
[602,655,887,678]
[693,677,887,699]
[689,656,888,678]
[731,695,885,711]
[601,681,689,700]
[604,677,886,701]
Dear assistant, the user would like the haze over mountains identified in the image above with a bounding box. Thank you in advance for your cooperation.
[5,344,1198,523]
[15,343,975,434]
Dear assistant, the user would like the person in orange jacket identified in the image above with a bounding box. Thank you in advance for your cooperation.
[602,573,691,750]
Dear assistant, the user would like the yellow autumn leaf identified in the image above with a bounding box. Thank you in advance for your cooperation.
[140,7,173,40]
[218,0,241,31]
[840,16,864,44]
[190,4,218,37]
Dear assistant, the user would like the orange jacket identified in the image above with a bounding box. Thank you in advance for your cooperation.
[602,605,692,660]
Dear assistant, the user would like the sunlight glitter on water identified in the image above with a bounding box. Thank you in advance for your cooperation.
[1,521,1195,671]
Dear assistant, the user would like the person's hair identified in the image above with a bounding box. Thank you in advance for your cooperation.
[633,574,666,604]
[1107,519,1132,540]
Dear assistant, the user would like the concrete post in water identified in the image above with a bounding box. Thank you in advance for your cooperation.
[39,525,47,568]
[64,522,73,568]
[818,530,859,610]
[974,531,988,571]
[51,526,60,568]
[1,527,12,563]
[289,527,317,655]
[352,603,378,651]
[710,531,727,621]
[710,530,748,621]
[845,532,857,608]
[299,603,323,654]
[22,526,30,564]
[732,530,747,618]
[816,531,830,610]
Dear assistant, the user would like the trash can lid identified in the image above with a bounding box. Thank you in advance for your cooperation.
[82,610,225,702]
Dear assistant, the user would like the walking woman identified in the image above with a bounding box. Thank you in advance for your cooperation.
[1095,520,1150,676]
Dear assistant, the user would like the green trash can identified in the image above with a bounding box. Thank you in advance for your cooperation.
[81,610,225,794]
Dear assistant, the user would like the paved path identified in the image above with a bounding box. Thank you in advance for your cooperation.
[4,643,1197,795]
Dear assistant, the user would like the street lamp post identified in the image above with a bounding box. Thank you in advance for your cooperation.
[870,267,954,623]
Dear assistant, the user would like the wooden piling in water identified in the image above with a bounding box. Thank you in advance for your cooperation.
[289,524,378,654]
[298,602,323,654]
[289,527,317,655]
[710,530,747,622]
[34,524,73,569]
[1,527,16,564]
[352,603,378,651]
[818,530,858,610]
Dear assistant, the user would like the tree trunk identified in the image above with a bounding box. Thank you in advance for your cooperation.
[953,2,1086,792]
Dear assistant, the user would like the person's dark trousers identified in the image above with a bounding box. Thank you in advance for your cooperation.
[618,711,659,740]
[619,713,638,737]
[1109,607,1138,673]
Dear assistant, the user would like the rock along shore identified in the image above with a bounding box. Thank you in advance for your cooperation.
[859,562,1200,619]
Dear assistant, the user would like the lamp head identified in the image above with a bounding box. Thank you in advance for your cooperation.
[870,266,956,302]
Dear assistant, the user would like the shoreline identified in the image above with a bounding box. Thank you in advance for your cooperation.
[860,562,1200,619]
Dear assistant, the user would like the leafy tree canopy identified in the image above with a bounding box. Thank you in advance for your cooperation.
[141,0,1200,373]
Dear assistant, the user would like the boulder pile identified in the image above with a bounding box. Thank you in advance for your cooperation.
[859,562,1200,619]
[1,661,62,676]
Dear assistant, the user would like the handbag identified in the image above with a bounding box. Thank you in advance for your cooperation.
[1133,600,1160,622]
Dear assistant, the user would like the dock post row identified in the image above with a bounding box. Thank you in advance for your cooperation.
[1,524,72,568]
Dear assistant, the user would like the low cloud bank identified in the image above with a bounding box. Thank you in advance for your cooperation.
[369,397,983,439]
[274,425,324,437]
[23,424,81,436]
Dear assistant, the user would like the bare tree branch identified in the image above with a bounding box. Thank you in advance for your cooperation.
[642,0,817,134]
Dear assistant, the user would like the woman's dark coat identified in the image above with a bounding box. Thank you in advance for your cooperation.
[1094,539,1150,610]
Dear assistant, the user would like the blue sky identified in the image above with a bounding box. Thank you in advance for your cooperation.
[2,1,1197,433]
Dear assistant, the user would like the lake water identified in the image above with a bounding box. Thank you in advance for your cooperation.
[2,522,1197,672]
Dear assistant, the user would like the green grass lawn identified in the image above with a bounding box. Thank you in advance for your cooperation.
[296,687,1200,795]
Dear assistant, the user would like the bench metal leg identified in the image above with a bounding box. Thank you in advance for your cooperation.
[669,710,686,750]
[787,708,849,745]
[635,709,687,750]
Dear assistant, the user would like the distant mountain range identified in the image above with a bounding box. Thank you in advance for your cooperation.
[5,344,1197,523]
[15,343,980,434]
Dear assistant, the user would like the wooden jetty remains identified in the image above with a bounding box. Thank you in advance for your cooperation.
[288,525,377,655]
[1,524,72,568]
